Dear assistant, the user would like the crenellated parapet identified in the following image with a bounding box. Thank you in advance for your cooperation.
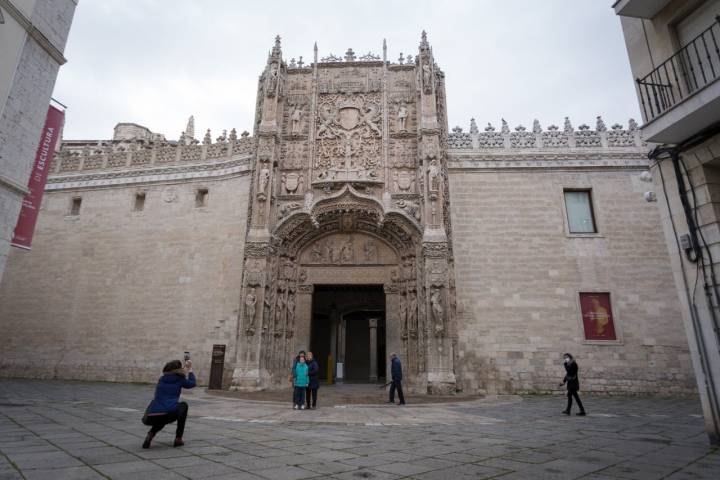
[52,132,255,175]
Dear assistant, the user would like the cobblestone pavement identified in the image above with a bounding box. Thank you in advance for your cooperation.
[0,379,718,479]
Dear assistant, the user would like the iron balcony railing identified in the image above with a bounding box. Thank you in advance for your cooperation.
[637,15,720,122]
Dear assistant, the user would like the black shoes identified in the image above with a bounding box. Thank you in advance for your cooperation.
[142,432,154,449]
[577,412,587,416]
[562,410,570,415]
[173,437,184,448]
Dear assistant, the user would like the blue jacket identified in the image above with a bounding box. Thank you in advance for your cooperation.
[294,362,309,387]
[148,372,196,414]
[391,357,403,381]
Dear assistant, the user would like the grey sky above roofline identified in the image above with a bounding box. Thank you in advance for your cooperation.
[53,0,640,140]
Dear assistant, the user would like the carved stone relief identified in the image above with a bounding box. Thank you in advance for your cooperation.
[300,232,397,266]
[390,138,417,168]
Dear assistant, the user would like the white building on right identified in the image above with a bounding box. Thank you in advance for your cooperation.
[614,0,720,444]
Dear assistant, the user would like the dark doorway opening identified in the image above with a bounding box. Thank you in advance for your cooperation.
[310,284,386,383]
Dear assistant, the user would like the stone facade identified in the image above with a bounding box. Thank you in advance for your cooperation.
[0,0,76,282]
[0,33,697,395]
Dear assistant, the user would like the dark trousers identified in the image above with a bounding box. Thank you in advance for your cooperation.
[293,386,306,407]
[566,390,585,413]
[147,401,188,438]
[389,379,405,404]
[306,387,317,408]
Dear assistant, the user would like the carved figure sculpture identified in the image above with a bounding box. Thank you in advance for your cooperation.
[363,240,377,262]
[267,63,278,97]
[422,62,432,93]
[399,297,408,337]
[245,288,257,333]
[408,292,418,335]
[533,119,542,134]
[310,243,323,262]
[340,237,354,263]
[564,116,573,134]
[397,103,408,131]
[431,288,444,336]
[274,293,285,332]
[286,293,296,334]
[258,163,270,197]
[427,158,441,192]
[290,107,303,135]
[501,118,510,134]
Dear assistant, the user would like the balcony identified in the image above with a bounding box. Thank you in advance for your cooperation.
[636,16,720,144]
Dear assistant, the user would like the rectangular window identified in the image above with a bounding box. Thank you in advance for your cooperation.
[70,197,82,216]
[564,190,596,233]
[195,188,208,208]
[134,192,146,211]
[579,292,617,341]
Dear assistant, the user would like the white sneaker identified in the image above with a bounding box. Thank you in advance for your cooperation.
[293,405,297,410]
[300,405,305,410]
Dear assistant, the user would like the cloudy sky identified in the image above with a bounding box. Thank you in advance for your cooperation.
[53,0,640,140]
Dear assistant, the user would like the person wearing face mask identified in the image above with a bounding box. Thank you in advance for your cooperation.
[559,353,586,416]
[292,352,309,410]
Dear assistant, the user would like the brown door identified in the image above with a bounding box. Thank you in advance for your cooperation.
[209,344,226,390]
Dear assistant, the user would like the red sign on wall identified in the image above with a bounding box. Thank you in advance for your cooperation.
[11,105,65,250]
[579,292,617,341]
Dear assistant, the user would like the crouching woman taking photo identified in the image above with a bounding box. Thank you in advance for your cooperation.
[142,359,196,449]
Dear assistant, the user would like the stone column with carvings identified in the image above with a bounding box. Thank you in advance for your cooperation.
[368,317,378,382]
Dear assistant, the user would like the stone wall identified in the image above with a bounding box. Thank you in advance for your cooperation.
[448,166,696,394]
[0,173,252,386]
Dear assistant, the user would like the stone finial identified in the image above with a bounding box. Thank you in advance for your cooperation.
[628,118,639,131]
[185,115,195,139]
[398,52,405,65]
[452,126,463,133]
[563,116,573,134]
[596,115,607,132]
[344,48,356,61]
[501,118,510,134]
[216,129,227,143]
[203,129,212,145]
[406,54,413,64]
[179,132,186,144]
[532,119,542,134]
[421,30,428,45]
[297,56,304,67]
[470,118,479,134]
[485,122,495,132]
[289,58,297,68]
[229,128,237,141]
[515,125,526,132]
[241,130,250,138]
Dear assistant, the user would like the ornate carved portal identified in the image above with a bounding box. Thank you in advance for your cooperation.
[231,33,458,394]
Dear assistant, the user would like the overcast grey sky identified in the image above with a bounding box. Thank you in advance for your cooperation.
[53,0,640,140]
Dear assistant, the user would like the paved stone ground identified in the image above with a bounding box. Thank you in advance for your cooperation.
[0,379,718,479]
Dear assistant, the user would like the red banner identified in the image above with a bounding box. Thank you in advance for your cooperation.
[579,292,617,341]
[11,105,65,250]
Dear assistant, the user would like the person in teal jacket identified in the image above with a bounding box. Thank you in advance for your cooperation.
[293,353,309,410]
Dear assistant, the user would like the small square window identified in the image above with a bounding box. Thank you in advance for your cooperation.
[564,190,596,234]
[195,188,208,208]
[134,192,146,211]
[70,197,82,216]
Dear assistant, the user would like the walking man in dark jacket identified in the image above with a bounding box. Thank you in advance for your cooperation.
[559,353,586,416]
[387,353,405,405]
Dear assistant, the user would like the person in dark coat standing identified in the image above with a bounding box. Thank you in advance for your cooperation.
[387,353,405,405]
[305,351,320,409]
[142,359,196,449]
[559,353,586,416]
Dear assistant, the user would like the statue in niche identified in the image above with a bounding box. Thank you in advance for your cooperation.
[399,296,408,337]
[286,293,296,332]
[326,241,337,264]
[310,243,324,263]
[258,163,270,198]
[290,106,303,135]
[422,61,432,93]
[408,291,418,335]
[431,288,444,336]
[267,63,278,97]
[340,237,354,264]
[427,158,441,192]
[397,103,408,131]
[274,293,285,332]
[363,239,377,263]
[244,288,257,333]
